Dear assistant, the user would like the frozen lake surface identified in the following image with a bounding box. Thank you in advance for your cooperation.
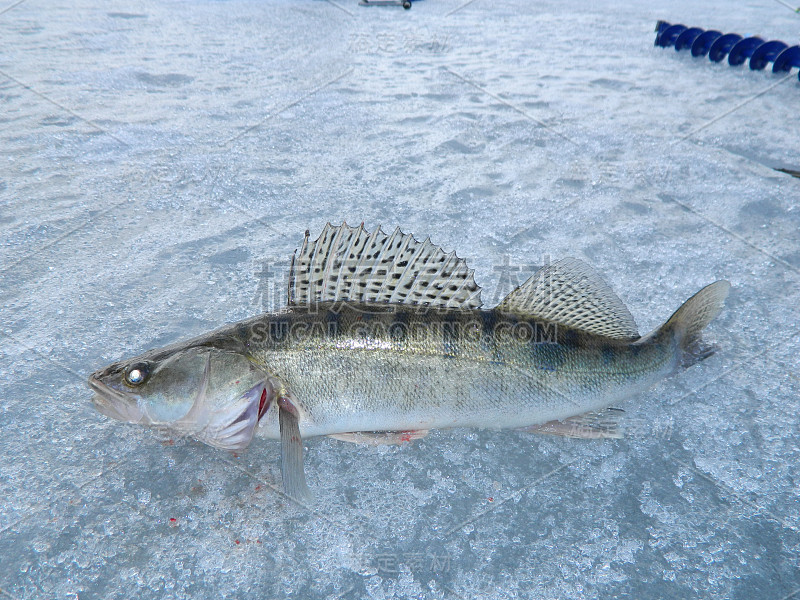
[2,0,799,598]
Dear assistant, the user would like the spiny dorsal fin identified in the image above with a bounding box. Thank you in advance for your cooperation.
[288,223,482,309]
[496,258,639,339]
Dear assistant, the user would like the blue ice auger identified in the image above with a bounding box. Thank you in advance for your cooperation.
[655,21,800,81]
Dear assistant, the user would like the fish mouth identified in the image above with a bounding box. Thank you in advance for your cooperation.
[88,374,147,424]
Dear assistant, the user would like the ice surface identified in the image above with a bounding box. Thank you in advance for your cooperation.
[1,0,799,598]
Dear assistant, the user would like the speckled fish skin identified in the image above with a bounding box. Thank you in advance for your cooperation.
[235,302,675,439]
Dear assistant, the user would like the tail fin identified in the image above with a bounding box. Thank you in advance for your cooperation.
[655,280,730,367]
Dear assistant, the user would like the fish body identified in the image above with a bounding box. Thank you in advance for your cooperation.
[89,223,729,499]
[236,302,674,439]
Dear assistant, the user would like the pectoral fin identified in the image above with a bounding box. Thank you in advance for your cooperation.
[279,402,312,502]
[328,430,429,445]
[519,408,624,439]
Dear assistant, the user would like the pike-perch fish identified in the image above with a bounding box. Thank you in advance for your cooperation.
[89,223,730,500]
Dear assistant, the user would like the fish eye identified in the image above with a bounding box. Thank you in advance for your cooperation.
[124,363,150,387]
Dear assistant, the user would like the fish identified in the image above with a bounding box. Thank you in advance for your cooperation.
[89,223,730,501]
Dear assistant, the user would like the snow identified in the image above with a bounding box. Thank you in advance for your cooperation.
[1,0,799,598]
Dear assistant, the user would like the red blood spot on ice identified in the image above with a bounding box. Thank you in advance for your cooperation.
[258,387,268,419]
[488,497,494,503]
[255,485,262,492]
[400,432,413,443]
[169,518,177,525]
[232,452,239,458]
[235,539,241,545]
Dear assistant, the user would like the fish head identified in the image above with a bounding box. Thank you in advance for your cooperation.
[89,346,275,450]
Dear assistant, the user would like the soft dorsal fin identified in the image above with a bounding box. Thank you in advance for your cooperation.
[288,223,482,309]
[496,258,639,339]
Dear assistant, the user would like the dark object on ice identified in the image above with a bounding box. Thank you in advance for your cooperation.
[655,21,800,82]
[360,0,414,8]
[775,167,800,179]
